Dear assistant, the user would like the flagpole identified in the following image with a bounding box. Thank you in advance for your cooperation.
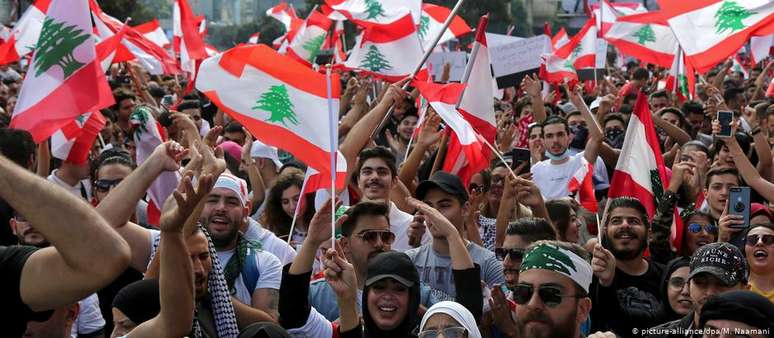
[326,64,338,251]
[286,176,309,245]
[370,0,467,140]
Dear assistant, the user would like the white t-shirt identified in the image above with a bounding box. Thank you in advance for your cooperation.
[47,170,92,201]
[390,202,430,252]
[531,152,591,200]
[244,217,297,266]
[216,248,282,306]
[70,293,105,338]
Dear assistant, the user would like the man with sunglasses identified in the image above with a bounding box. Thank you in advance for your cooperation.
[513,241,593,338]
[308,201,439,321]
[646,242,748,338]
[407,171,504,301]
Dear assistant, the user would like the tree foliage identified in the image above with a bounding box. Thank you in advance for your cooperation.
[97,0,158,25]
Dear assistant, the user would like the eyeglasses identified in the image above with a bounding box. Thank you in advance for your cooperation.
[354,230,395,245]
[94,178,123,192]
[495,248,525,261]
[418,327,467,338]
[668,277,686,289]
[512,284,581,308]
[687,223,718,234]
[746,234,774,246]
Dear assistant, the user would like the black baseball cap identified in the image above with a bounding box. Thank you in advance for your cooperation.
[415,171,468,203]
[365,251,419,288]
[688,242,748,286]
[237,322,291,338]
[699,291,774,333]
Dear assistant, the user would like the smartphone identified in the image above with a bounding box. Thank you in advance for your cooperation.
[717,110,733,138]
[510,148,531,175]
[728,186,751,229]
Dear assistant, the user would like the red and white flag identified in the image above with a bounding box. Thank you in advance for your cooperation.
[303,151,348,195]
[131,106,179,227]
[287,11,332,67]
[11,0,113,143]
[558,17,597,70]
[196,44,340,179]
[0,0,51,65]
[604,11,678,68]
[418,4,472,51]
[458,15,496,144]
[133,19,171,49]
[345,13,424,82]
[732,53,749,78]
[248,32,260,44]
[96,25,130,72]
[267,2,300,31]
[540,53,578,84]
[51,111,105,165]
[750,34,773,65]
[568,157,597,212]
[552,27,570,50]
[414,80,489,186]
[662,0,774,73]
[173,0,207,74]
[664,47,696,102]
[591,0,647,36]
[325,0,422,26]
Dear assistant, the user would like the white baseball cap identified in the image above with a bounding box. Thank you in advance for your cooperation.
[250,139,283,170]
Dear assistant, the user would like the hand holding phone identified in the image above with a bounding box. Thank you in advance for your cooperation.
[716,111,733,138]
[728,186,750,229]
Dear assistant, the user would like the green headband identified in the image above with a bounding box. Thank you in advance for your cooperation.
[520,243,593,293]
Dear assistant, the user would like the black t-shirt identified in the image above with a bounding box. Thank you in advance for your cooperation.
[0,245,53,337]
[590,259,666,338]
[0,199,18,246]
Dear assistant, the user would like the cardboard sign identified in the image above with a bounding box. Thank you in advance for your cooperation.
[488,34,551,88]
[428,51,467,82]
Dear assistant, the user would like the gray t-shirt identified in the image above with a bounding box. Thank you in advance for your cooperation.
[406,242,504,301]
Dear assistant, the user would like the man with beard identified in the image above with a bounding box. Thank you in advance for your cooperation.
[513,241,593,338]
[589,197,666,337]
[646,242,748,338]
[531,87,604,200]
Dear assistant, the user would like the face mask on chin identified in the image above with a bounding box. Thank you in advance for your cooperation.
[545,149,569,161]
[569,125,589,150]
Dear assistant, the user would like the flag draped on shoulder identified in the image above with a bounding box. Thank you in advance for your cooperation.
[11,0,113,142]
[345,13,424,82]
[418,4,472,51]
[0,0,50,65]
[608,92,669,219]
[604,11,677,67]
[458,16,496,144]
[662,0,774,73]
[51,111,106,165]
[196,44,341,179]
[413,80,489,186]
[287,11,332,67]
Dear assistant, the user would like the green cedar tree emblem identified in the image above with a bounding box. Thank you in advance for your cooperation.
[714,1,756,34]
[521,244,578,275]
[360,45,392,72]
[253,85,299,127]
[130,107,152,140]
[302,34,326,63]
[633,24,656,44]
[364,0,385,19]
[418,15,430,40]
[34,17,90,78]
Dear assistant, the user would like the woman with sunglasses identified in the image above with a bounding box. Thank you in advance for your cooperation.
[91,150,147,225]
[659,257,692,323]
[680,211,717,257]
[744,223,774,302]
[418,301,481,338]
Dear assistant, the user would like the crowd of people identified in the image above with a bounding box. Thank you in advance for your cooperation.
[1,46,774,338]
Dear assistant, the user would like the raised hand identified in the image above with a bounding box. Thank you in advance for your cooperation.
[718,200,744,242]
[521,73,541,97]
[240,128,255,168]
[323,248,358,301]
[307,199,345,246]
[381,78,410,107]
[171,112,198,136]
[160,171,215,233]
[512,176,543,208]
[591,243,616,287]
[150,141,189,172]
[196,139,226,177]
[203,125,223,148]
[406,197,458,240]
[489,285,517,334]
[417,111,443,148]
[408,214,427,247]
[669,149,695,193]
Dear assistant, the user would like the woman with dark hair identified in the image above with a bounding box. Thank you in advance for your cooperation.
[545,199,580,244]
[745,223,774,302]
[385,112,418,164]
[679,211,717,257]
[659,257,692,323]
[261,171,315,244]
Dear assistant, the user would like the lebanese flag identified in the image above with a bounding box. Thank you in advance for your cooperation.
[732,54,749,79]
[750,34,773,64]
[133,19,171,49]
[266,2,300,31]
[603,11,678,68]
[458,15,496,144]
[414,81,490,186]
[131,106,179,227]
[95,25,129,72]
[418,4,472,51]
[345,14,425,82]
[325,0,422,26]
[248,32,260,44]
[608,92,669,220]
[303,151,348,195]
[552,27,570,50]
[664,47,696,101]
[662,0,774,74]
[287,11,332,67]
[568,157,597,212]
[196,44,340,179]
[51,111,105,165]
[540,53,578,84]
[173,0,207,73]
[0,0,51,65]
[556,17,597,70]
[592,0,621,37]
[11,0,113,143]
